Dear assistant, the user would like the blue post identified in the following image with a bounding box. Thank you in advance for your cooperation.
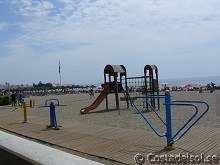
[48,101,59,129]
[49,102,55,127]
[42,99,65,130]
[52,106,57,128]
[51,101,59,129]
[164,90,175,150]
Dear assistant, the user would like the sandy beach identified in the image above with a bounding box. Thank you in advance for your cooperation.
[1,90,219,132]
[0,90,220,164]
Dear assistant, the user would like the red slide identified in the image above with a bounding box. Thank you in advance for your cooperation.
[80,84,110,114]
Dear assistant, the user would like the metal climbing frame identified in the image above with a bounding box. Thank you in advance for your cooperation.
[125,65,160,111]
[131,90,209,150]
[126,76,148,109]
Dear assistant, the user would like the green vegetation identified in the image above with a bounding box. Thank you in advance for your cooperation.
[32,81,96,91]
[0,95,10,106]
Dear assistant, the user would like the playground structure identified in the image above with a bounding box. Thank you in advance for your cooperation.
[131,90,210,150]
[144,65,160,109]
[39,99,67,130]
[104,65,129,111]
[80,65,129,114]
[79,65,211,150]
[80,64,160,114]
[126,65,159,110]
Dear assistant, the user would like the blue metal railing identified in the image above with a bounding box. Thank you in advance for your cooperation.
[171,100,209,142]
[131,91,210,147]
[132,99,166,137]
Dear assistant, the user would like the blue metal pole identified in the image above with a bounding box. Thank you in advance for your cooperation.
[164,90,175,150]
[53,107,58,128]
[50,102,56,127]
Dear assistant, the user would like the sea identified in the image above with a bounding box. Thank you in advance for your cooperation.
[1,76,220,90]
[89,76,220,90]
[159,76,220,87]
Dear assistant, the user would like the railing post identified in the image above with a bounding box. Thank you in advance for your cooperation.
[164,90,175,150]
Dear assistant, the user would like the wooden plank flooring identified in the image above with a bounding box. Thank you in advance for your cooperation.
[0,113,219,164]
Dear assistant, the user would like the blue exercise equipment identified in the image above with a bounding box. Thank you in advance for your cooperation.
[131,90,209,150]
[40,99,67,130]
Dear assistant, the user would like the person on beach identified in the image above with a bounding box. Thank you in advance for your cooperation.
[211,82,215,92]
[211,82,215,88]
[17,92,24,105]
[199,86,203,93]
[10,92,17,106]
[89,88,95,99]
[206,84,211,90]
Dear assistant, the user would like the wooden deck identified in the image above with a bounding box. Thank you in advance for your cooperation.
[0,113,219,164]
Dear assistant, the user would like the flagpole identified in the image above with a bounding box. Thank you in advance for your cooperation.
[58,60,61,86]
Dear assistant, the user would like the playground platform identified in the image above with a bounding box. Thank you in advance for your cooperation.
[0,112,219,165]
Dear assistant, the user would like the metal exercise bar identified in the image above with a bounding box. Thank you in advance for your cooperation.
[126,76,149,80]
[39,99,67,130]
[170,103,198,142]
[131,95,166,99]
[146,101,166,125]
[171,100,209,142]
[131,96,166,138]
[45,99,60,106]
[131,90,210,151]
[132,97,166,125]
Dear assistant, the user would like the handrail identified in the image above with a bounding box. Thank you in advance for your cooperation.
[126,76,148,80]
[45,99,60,106]
[131,94,210,148]
[168,102,198,143]
[131,95,166,99]
[147,101,166,125]
[131,96,166,137]
[171,100,209,142]
[39,99,67,108]
[131,95,167,125]
[146,95,166,99]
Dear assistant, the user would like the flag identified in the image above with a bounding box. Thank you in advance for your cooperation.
[58,60,60,73]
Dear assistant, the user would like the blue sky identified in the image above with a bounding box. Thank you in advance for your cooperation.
[0,0,220,85]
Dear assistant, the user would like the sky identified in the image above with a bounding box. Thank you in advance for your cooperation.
[0,0,220,85]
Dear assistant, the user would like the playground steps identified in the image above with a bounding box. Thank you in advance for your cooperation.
[0,112,219,165]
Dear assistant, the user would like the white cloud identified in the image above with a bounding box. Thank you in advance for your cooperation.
[1,0,220,83]
[12,0,220,39]
[13,0,54,17]
[0,22,8,30]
